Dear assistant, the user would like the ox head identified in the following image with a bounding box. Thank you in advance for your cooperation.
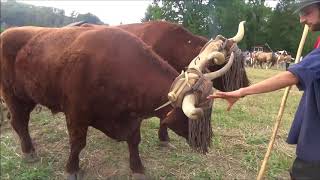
[161,21,246,153]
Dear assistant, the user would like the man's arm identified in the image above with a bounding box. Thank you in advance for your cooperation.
[207,71,299,111]
[240,71,299,96]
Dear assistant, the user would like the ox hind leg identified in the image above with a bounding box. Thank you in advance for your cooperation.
[259,62,264,69]
[65,110,88,180]
[6,95,37,162]
[127,126,146,179]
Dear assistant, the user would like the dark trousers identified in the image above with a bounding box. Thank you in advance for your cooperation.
[290,158,320,180]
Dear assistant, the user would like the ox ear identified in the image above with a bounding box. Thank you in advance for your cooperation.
[161,108,189,138]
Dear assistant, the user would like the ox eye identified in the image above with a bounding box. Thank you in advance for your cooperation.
[188,40,191,44]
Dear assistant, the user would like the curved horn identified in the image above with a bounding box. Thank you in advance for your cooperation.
[188,51,225,71]
[206,51,225,65]
[229,21,245,43]
[181,94,204,120]
[204,52,235,80]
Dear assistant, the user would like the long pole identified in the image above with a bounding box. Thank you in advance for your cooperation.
[256,24,309,180]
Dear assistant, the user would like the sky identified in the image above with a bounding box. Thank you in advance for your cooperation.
[18,1,153,25]
[265,0,278,8]
[15,0,278,26]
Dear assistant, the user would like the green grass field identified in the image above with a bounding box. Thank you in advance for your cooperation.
[0,67,302,179]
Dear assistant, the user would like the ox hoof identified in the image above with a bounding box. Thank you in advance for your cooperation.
[66,170,84,180]
[23,151,39,163]
[132,173,146,180]
[159,141,177,149]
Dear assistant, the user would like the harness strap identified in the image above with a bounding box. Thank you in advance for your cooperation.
[155,69,203,111]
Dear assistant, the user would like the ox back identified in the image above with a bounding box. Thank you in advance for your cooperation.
[1,26,190,177]
[78,21,249,92]
[70,21,249,146]
[118,21,249,92]
[7,27,177,118]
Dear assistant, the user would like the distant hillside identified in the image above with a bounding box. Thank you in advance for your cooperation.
[0,0,104,28]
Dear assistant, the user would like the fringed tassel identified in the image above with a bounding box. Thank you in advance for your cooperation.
[222,49,249,91]
[188,106,213,154]
[184,73,214,154]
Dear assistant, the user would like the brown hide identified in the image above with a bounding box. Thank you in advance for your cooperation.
[118,21,207,72]
[278,54,293,63]
[254,52,278,68]
[74,21,249,145]
[1,26,190,175]
[276,54,293,69]
[80,21,250,92]
[0,27,44,124]
[1,26,44,90]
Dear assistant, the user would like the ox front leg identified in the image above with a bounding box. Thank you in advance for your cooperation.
[156,110,176,149]
[158,123,176,149]
[65,119,88,180]
[158,123,172,148]
[127,127,145,179]
[7,96,37,162]
[158,122,169,143]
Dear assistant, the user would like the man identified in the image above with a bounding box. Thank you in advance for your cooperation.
[208,0,320,179]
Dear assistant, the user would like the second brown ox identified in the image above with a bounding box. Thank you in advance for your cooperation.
[77,21,250,145]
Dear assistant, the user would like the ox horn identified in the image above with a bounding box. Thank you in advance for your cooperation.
[229,21,245,43]
[180,52,233,119]
[182,93,204,120]
[188,50,225,72]
[204,52,235,80]
[206,51,225,65]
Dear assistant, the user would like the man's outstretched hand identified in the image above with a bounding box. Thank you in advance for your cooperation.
[207,89,244,111]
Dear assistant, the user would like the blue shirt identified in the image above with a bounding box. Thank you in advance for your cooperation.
[287,48,320,161]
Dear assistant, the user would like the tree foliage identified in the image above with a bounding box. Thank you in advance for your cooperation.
[143,0,318,56]
[0,1,103,28]
[1,0,318,56]
[142,0,216,37]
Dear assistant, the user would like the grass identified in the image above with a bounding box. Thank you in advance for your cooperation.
[0,67,301,179]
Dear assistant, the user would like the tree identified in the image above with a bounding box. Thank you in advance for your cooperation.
[0,1,104,28]
[143,0,216,37]
[75,13,103,24]
[142,3,164,22]
[267,0,319,56]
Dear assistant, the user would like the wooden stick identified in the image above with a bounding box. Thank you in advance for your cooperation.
[256,24,309,180]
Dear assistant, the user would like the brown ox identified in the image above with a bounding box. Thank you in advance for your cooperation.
[0,26,191,179]
[76,21,250,145]
[253,51,279,69]
[276,54,294,69]
[1,23,242,179]
[81,21,249,91]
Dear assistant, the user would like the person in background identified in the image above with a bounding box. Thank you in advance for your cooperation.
[208,0,320,179]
